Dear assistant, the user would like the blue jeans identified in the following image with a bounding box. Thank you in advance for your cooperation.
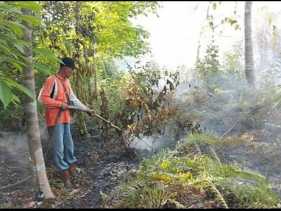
[48,123,77,171]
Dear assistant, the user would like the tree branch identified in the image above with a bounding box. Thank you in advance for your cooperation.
[0,175,32,191]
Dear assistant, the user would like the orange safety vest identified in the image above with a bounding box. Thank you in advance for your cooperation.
[38,74,72,127]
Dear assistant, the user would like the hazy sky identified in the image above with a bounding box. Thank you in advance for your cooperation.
[132,1,281,69]
[134,1,205,69]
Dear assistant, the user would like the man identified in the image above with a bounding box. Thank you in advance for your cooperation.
[38,57,91,188]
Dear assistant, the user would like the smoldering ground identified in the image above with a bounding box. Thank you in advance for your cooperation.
[2,64,281,207]
[129,69,281,196]
[0,131,35,207]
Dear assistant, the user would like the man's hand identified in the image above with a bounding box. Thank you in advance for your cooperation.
[86,109,95,116]
[61,103,69,110]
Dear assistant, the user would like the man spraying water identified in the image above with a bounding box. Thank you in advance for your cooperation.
[38,57,92,189]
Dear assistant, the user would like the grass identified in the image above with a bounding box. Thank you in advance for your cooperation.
[102,133,281,208]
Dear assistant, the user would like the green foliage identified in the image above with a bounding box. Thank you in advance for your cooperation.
[186,133,249,147]
[98,71,129,117]
[208,2,240,31]
[0,1,59,110]
[118,62,179,136]
[103,134,280,208]
[0,1,160,129]
[40,1,159,59]
[118,182,175,208]
[221,17,240,30]
[129,61,180,96]
[222,44,243,75]
[195,1,241,90]
[0,2,35,108]
[196,40,221,90]
[86,60,179,138]
[35,1,159,133]
[188,133,223,145]
[0,80,14,108]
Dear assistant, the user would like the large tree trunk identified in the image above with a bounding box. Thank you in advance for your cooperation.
[244,1,255,88]
[22,8,55,199]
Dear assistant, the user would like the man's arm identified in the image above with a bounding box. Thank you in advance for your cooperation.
[68,83,90,111]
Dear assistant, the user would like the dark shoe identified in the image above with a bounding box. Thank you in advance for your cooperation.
[62,170,72,190]
[69,164,81,188]
[69,164,77,176]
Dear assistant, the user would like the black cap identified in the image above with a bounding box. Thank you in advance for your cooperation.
[60,57,75,70]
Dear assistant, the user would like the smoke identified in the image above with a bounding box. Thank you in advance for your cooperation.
[129,118,182,157]
[0,131,34,194]
[129,65,281,196]
[0,131,30,166]
[0,125,50,177]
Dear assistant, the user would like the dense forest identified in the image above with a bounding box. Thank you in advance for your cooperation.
[1,1,281,208]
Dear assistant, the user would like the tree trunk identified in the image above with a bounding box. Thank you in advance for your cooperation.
[22,8,55,199]
[244,1,255,88]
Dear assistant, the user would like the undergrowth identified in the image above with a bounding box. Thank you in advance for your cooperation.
[102,134,280,208]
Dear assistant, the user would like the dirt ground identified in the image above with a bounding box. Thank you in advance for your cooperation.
[1,118,281,208]
[0,130,138,208]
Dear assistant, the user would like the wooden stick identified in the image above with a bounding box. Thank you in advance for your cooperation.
[220,104,266,140]
[68,106,122,131]
[219,119,240,139]
[209,146,222,165]
[93,113,122,131]
[0,175,32,191]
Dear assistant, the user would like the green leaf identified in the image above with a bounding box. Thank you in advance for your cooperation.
[0,41,12,55]
[212,2,217,10]
[0,81,13,109]
[14,43,26,54]
[13,1,42,12]
[11,95,20,104]
[11,61,23,71]
[234,24,240,30]
[4,21,25,37]
[227,18,237,26]
[34,63,53,75]
[0,3,21,15]
[5,79,34,100]
[21,14,41,26]
[33,48,61,63]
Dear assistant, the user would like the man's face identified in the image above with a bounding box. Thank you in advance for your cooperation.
[62,66,73,78]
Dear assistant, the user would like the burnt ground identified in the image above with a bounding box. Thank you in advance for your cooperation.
[1,118,281,208]
[0,131,35,208]
[216,127,281,196]
[0,129,139,208]
[53,135,139,208]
